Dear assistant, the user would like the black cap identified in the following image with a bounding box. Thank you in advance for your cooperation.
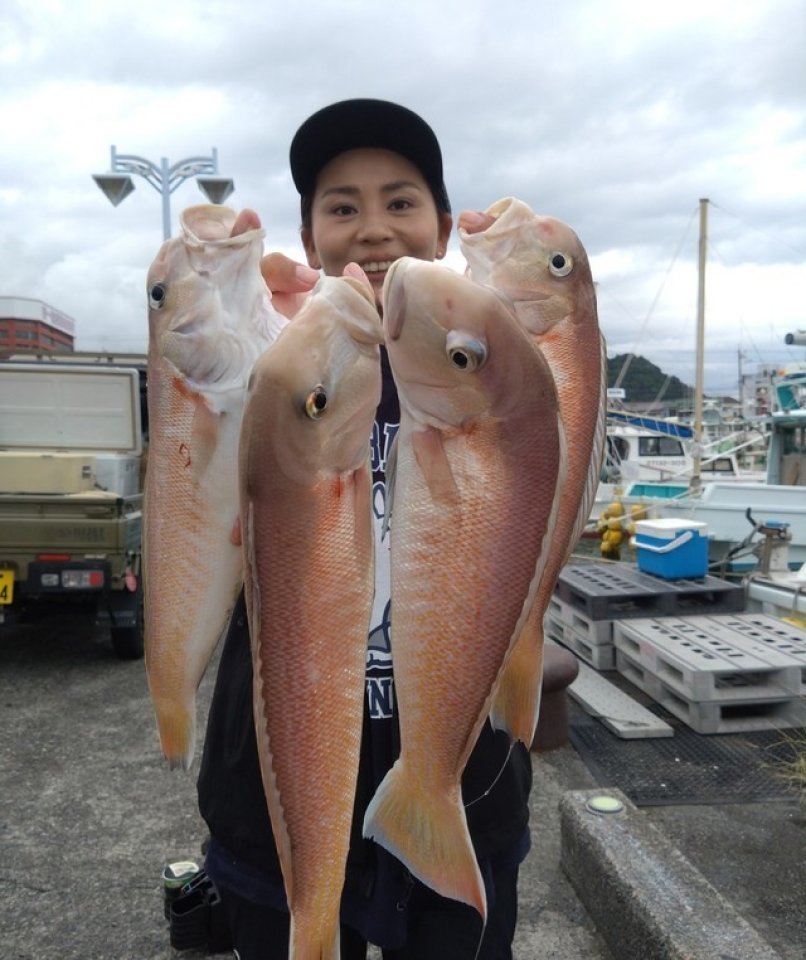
[290,98,450,214]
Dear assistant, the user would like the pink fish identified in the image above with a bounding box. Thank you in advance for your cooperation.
[144,205,286,769]
[460,197,606,747]
[240,274,383,958]
[364,258,565,919]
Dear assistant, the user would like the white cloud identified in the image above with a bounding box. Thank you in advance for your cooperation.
[0,0,804,394]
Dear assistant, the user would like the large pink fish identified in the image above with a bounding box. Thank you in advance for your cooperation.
[144,205,286,769]
[460,197,606,747]
[364,258,566,919]
[240,274,383,958]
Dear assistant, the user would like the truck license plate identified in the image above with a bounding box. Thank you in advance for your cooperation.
[0,570,13,605]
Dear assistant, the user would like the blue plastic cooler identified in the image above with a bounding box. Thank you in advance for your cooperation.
[633,518,709,580]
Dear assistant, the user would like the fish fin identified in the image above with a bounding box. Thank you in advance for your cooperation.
[513,299,555,337]
[152,696,195,771]
[382,433,399,540]
[412,427,460,503]
[363,761,487,921]
[189,394,221,478]
[171,376,221,479]
[289,916,340,960]
[490,615,545,747]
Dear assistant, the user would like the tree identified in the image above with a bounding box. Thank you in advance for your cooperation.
[607,354,691,403]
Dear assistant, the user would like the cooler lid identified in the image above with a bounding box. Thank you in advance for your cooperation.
[635,518,708,539]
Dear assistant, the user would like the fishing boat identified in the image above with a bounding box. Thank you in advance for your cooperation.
[602,406,806,569]
[598,410,764,496]
[593,199,806,572]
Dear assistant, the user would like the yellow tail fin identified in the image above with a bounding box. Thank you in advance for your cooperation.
[363,759,487,921]
[153,697,195,771]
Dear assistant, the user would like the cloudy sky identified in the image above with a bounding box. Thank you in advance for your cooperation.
[1,0,804,396]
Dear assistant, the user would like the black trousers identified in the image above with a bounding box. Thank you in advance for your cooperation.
[219,862,519,960]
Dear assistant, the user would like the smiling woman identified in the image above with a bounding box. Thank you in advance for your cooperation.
[195,98,536,960]
[291,98,453,311]
[300,147,452,308]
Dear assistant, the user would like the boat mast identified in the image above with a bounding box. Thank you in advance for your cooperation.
[691,197,708,488]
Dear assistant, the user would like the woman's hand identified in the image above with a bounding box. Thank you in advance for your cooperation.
[457,210,496,235]
[260,252,320,318]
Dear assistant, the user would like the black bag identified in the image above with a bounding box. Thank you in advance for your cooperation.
[166,869,232,953]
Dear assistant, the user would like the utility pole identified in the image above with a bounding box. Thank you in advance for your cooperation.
[691,198,708,490]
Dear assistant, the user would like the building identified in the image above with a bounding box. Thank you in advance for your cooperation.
[740,362,806,418]
[0,296,75,356]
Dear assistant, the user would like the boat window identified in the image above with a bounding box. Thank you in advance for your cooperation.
[702,457,736,474]
[602,435,629,482]
[638,436,684,457]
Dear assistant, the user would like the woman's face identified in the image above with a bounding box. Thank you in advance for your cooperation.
[302,147,453,310]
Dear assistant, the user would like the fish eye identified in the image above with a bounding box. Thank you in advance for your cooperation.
[446,331,487,372]
[548,252,573,277]
[304,385,328,419]
[149,282,167,309]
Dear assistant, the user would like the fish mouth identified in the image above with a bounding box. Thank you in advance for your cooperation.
[382,261,407,340]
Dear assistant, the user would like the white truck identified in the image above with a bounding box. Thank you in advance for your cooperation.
[0,357,147,658]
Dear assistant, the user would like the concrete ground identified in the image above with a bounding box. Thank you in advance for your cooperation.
[0,610,802,959]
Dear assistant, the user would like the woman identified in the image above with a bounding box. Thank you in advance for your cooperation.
[196,98,532,960]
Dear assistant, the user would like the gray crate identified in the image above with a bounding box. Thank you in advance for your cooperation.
[615,648,806,734]
[613,618,803,702]
[556,563,745,621]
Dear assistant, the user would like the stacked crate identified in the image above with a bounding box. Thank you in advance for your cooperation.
[613,614,806,734]
[546,562,745,674]
[544,564,806,734]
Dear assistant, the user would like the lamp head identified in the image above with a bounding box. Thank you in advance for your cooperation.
[92,174,135,207]
[196,176,234,205]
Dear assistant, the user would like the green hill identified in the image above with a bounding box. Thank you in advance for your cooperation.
[607,354,691,403]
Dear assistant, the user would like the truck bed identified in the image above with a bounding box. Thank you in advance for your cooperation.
[0,491,142,583]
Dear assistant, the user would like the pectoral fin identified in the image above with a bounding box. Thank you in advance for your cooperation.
[190,397,220,479]
[412,427,460,503]
[171,377,221,480]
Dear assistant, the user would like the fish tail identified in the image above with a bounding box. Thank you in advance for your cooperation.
[363,761,487,920]
[152,697,195,771]
[289,916,339,960]
[490,622,545,748]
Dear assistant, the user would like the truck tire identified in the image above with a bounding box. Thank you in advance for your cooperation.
[111,598,144,660]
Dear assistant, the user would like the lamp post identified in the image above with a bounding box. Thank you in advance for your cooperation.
[92,146,235,240]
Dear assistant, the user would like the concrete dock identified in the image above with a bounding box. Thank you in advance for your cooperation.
[0,611,802,959]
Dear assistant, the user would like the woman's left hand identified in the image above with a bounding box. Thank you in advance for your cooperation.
[260,252,320,318]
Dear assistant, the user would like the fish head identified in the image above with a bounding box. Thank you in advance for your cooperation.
[460,197,597,342]
[241,275,383,485]
[146,204,283,393]
[382,257,534,427]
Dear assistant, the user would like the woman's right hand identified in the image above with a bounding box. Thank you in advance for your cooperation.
[260,252,320,319]
[457,210,497,235]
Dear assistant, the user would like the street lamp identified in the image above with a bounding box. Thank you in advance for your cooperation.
[92,146,235,240]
